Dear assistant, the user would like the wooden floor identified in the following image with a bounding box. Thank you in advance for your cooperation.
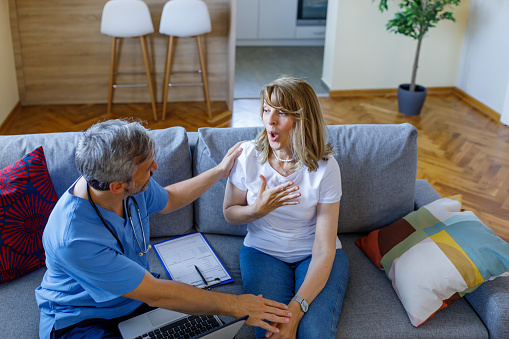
[1,94,508,242]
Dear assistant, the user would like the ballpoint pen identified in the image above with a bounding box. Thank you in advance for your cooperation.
[194,265,208,287]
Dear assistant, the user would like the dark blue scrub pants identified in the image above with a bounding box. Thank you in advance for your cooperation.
[51,303,154,339]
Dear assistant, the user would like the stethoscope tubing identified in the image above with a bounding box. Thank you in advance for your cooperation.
[87,184,150,256]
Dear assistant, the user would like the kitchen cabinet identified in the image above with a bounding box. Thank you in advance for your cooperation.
[236,0,325,45]
[236,0,259,39]
[258,0,297,39]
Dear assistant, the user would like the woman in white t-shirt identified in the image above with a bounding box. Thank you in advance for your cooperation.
[223,77,350,339]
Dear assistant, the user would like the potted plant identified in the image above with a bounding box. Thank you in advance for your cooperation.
[376,0,461,115]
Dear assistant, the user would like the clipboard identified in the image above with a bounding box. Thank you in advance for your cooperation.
[153,232,233,289]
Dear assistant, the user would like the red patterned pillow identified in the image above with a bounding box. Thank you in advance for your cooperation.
[0,147,57,283]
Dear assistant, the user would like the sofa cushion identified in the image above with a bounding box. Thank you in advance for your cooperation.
[149,127,194,237]
[193,127,262,235]
[0,147,58,283]
[193,124,417,236]
[149,234,255,338]
[147,233,488,339]
[0,266,45,338]
[337,233,488,338]
[326,123,418,233]
[355,197,509,327]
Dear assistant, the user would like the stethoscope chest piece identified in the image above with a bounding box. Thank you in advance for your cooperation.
[139,244,152,256]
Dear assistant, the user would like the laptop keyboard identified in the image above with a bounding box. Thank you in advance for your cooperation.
[135,315,221,339]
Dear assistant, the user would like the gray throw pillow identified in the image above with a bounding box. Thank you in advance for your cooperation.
[149,127,194,237]
[327,123,418,233]
[194,127,262,235]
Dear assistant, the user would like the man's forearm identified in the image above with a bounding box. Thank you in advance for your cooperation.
[123,271,292,333]
[125,271,240,317]
[161,166,223,214]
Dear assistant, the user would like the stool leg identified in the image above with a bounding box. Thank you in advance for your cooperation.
[107,37,117,117]
[140,36,158,121]
[162,36,175,121]
[196,35,212,120]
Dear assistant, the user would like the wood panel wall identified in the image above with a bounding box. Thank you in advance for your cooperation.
[8,0,232,106]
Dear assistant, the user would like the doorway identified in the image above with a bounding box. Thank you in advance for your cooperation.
[234,45,329,99]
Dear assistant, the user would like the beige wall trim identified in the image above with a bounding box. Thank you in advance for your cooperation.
[0,101,21,135]
[329,88,397,98]
[226,0,237,112]
[8,0,25,105]
[453,87,501,122]
[329,87,456,98]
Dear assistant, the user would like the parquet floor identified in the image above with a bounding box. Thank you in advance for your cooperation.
[1,94,508,242]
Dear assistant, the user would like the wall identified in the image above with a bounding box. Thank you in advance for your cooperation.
[322,0,339,89]
[0,0,19,125]
[456,0,509,125]
[8,0,231,105]
[323,0,470,91]
[502,79,509,125]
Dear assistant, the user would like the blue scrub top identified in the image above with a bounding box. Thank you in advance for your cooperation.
[35,177,168,338]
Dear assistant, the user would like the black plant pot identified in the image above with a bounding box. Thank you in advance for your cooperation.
[397,84,427,116]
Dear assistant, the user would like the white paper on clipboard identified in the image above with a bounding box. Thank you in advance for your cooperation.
[153,232,233,289]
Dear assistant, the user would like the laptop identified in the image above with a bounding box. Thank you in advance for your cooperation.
[118,307,247,339]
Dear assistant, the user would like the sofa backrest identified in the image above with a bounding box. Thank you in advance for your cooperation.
[0,127,193,238]
[0,131,82,195]
[193,124,418,235]
[148,127,194,237]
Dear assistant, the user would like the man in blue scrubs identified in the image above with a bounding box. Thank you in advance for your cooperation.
[35,120,291,339]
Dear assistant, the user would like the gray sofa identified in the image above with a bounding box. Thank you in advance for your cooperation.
[1,124,507,338]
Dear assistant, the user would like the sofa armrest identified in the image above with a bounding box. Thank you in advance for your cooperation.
[465,276,509,339]
[414,179,441,210]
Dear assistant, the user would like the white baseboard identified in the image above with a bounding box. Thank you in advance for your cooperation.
[236,39,325,47]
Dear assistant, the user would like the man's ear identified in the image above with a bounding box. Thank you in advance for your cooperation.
[109,181,127,195]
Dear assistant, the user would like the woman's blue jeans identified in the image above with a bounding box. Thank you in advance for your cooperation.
[239,246,350,339]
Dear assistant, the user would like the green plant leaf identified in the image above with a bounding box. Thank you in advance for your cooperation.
[373,0,461,89]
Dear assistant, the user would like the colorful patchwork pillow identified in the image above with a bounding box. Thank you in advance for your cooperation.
[355,197,509,327]
[0,147,58,283]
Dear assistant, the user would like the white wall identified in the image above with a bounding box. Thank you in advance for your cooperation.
[0,0,19,125]
[502,79,509,125]
[323,0,470,91]
[456,0,509,125]
[322,0,339,89]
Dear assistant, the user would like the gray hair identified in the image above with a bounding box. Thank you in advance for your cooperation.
[75,119,155,191]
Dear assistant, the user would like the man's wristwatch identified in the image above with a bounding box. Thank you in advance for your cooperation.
[291,296,309,313]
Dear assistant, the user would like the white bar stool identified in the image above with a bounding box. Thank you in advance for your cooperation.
[159,0,212,120]
[101,0,158,121]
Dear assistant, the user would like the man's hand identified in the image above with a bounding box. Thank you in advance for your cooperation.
[233,294,292,335]
[215,141,245,178]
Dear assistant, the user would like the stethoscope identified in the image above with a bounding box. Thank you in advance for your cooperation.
[87,184,152,256]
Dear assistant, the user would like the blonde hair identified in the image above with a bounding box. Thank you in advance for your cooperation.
[254,76,333,172]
